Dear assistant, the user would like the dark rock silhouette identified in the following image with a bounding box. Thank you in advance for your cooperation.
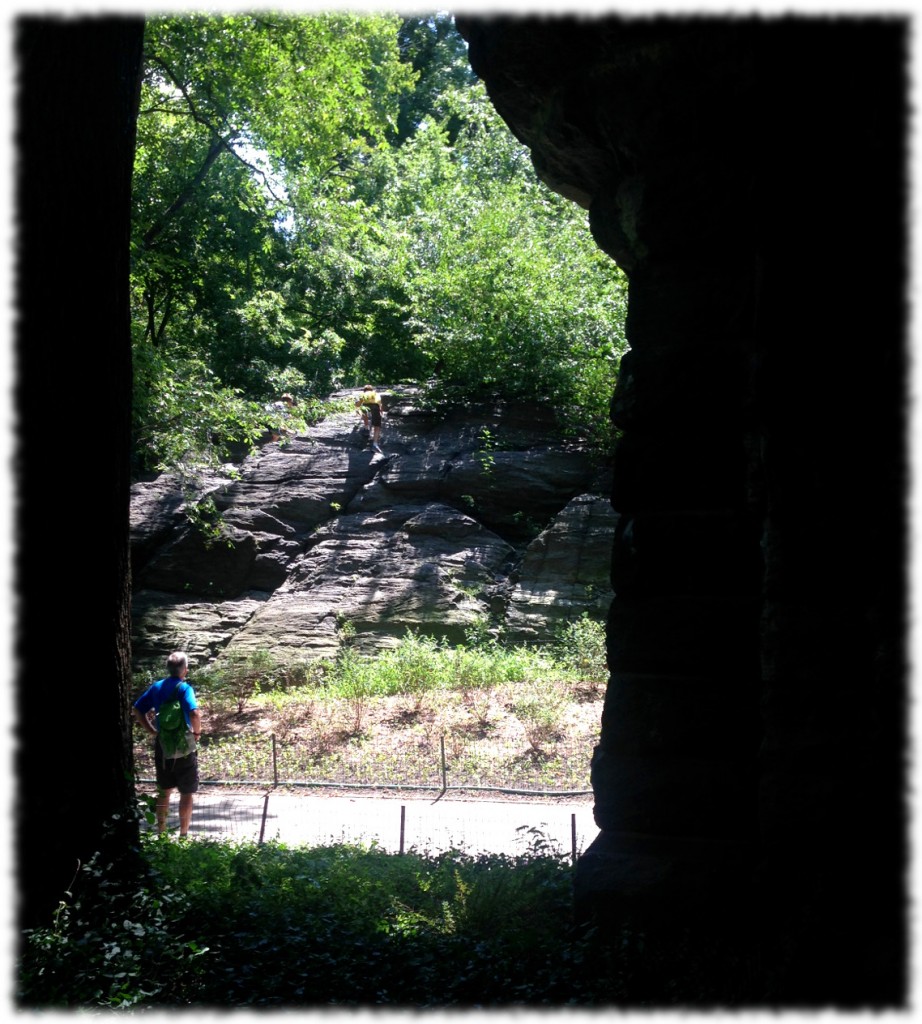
[458,13,908,1006]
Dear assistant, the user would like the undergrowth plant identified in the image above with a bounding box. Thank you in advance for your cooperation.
[18,849,210,1008]
[198,650,293,715]
[19,833,591,1009]
[20,829,765,1008]
[555,613,608,691]
[199,623,596,712]
[335,645,375,735]
[133,630,607,790]
[510,678,568,754]
[381,631,448,711]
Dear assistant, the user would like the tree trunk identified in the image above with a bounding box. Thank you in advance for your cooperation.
[15,16,145,929]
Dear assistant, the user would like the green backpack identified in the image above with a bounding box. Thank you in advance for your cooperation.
[158,681,191,760]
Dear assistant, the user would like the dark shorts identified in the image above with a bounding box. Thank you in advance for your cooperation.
[155,740,200,794]
[367,404,382,427]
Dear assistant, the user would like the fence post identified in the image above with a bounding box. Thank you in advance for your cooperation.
[259,791,271,845]
[400,804,406,855]
[571,812,577,864]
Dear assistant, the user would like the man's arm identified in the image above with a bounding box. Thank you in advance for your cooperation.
[132,705,157,737]
[190,708,203,738]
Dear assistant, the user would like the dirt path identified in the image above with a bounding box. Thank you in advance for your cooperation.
[151,789,599,858]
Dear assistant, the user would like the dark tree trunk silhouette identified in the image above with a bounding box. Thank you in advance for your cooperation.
[15,16,145,929]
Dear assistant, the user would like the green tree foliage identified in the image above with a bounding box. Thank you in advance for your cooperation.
[395,14,478,143]
[131,12,414,471]
[283,73,627,436]
[130,13,628,473]
[384,91,627,432]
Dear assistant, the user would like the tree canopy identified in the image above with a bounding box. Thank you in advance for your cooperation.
[130,12,628,474]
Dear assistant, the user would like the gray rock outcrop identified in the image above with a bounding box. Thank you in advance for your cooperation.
[131,389,615,670]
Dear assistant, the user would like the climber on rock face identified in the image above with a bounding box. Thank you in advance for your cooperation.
[267,393,295,442]
[355,384,384,452]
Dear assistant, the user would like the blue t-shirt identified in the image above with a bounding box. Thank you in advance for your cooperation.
[133,676,198,730]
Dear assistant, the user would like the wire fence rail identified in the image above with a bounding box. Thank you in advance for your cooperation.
[134,728,595,797]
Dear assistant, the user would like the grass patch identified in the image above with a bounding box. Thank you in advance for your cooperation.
[135,624,608,793]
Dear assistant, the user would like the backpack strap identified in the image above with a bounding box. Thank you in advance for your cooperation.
[157,678,187,718]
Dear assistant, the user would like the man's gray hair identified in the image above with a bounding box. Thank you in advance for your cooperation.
[166,651,188,675]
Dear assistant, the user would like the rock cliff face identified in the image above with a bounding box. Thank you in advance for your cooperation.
[130,389,615,670]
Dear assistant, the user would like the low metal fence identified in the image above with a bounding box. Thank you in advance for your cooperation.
[135,787,598,862]
[134,727,598,856]
[134,729,594,798]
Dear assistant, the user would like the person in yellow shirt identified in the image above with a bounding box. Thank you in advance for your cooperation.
[267,393,295,442]
[355,384,384,452]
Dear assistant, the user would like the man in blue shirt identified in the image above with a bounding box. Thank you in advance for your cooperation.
[132,651,203,836]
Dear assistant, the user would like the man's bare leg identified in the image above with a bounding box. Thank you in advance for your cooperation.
[156,788,173,833]
[178,792,194,836]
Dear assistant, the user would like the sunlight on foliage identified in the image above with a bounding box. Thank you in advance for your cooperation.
[130,13,627,474]
[20,830,764,1007]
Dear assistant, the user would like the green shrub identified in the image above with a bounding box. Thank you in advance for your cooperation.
[139,836,578,1006]
[452,646,492,690]
[462,616,497,651]
[334,645,375,735]
[18,850,209,1008]
[20,832,769,1007]
[198,650,287,715]
[493,644,557,685]
[555,613,608,686]
[510,678,567,753]
[382,631,447,709]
